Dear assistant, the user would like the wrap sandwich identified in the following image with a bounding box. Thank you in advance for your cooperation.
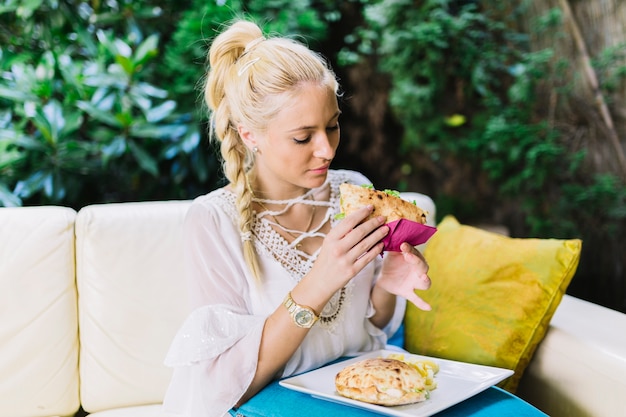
[338,183,436,251]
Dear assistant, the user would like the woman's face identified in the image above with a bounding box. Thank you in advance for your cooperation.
[249,82,340,197]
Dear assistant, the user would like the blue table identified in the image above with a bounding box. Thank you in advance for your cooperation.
[230,379,546,417]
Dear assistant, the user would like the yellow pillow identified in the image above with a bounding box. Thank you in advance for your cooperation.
[404,215,582,392]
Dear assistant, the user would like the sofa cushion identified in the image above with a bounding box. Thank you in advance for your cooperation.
[75,201,192,413]
[0,206,80,417]
[517,294,626,417]
[404,215,582,392]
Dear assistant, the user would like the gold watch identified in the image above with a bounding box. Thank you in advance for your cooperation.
[283,292,319,328]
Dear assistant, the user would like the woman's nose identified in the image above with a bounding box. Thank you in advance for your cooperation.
[314,133,336,160]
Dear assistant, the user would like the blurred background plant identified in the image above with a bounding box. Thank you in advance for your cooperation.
[1,0,625,312]
[0,0,205,206]
[0,0,341,207]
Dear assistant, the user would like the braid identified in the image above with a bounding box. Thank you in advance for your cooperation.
[221,129,261,280]
[204,21,264,280]
[211,96,261,280]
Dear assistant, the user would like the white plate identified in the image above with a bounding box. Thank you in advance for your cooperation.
[279,349,514,417]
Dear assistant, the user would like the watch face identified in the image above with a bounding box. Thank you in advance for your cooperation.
[294,309,313,327]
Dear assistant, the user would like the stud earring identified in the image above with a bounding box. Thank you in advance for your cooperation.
[253,146,258,153]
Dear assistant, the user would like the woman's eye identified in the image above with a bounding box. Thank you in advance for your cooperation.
[327,124,339,131]
[293,136,311,144]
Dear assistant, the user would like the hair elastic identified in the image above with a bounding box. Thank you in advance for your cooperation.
[240,231,252,242]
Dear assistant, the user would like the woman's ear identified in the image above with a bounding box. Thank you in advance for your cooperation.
[237,125,257,153]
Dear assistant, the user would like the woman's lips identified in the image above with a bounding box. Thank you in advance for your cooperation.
[310,165,330,174]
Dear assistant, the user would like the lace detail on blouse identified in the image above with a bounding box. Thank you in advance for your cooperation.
[318,284,354,332]
[250,172,347,281]
[209,170,365,330]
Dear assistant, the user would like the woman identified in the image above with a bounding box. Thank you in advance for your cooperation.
[163,20,432,416]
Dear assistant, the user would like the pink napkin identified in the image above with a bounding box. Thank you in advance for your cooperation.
[381,219,437,252]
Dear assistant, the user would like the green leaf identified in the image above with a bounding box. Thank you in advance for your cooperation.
[163,129,200,159]
[383,189,401,198]
[131,82,168,99]
[181,129,200,153]
[96,30,131,58]
[134,34,159,67]
[101,136,127,165]
[76,101,124,128]
[91,89,116,110]
[15,0,44,19]
[0,3,19,14]
[83,70,127,89]
[0,143,24,169]
[31,107,54,145]
[113,39,133,58]
[0,85,37,102]
[47,172,66,201]
[128,91,152,112]
[41,100,66,144]
[115,55,135,76]
[0,183,22,207]
[145,100,176,123]
[14,170,49,199]
[115,112,133,128]
[2,132,46,151]
[60,111,84,138]
[130,123,187,139]
[128,140,158,176]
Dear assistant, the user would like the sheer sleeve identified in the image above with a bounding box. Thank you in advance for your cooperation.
[163,195,264,417]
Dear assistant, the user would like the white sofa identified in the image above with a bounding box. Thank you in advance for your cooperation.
[1,197,625,417]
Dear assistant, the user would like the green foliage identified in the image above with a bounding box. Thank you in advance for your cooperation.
[593,41,626,98]
[345,0,623,239]
[535,174,626,238]
[356,1,533,159]
[0,0,207,207]
[0,0,342,208]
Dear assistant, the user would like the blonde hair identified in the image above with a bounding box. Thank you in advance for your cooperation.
[205,20,339,280]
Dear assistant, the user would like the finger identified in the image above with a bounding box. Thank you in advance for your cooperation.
[333,205,374,236]
[401,251,429,276]
[416,273,432,290]
[405,290,431,311]
[401,242,427,262]
[353,241,385,269]
[349,222,389,259]
[400,242,414,253]
[333,212,386,255]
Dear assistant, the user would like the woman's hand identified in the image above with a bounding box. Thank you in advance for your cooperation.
[304,206,389,299]
[376,242,432,311]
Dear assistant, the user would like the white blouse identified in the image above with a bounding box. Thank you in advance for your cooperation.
[162,169,404,417]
